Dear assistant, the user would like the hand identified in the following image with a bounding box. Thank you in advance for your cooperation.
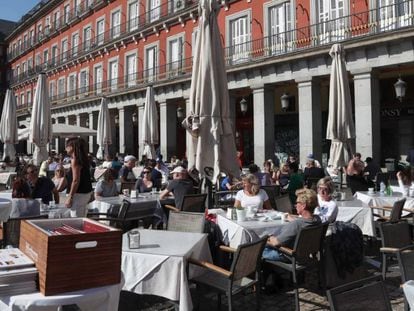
[65,196,73,208]
[267,236,278,247]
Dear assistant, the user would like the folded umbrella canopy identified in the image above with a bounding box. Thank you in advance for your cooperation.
[0,89,18,161]
[140,86,158,160]
[18,124,97,141]
[96,97,112,160]
[326,44,355,169]
[183,0,240,183]
[29,74,53,166]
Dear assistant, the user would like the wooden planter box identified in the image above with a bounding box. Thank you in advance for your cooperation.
[19,218,122,296]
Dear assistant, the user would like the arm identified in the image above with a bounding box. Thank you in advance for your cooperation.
[263,199,272,210]
[159,188,170,200]
[234,199,241,208]
[267,235,281,247]
[53,187,59,204]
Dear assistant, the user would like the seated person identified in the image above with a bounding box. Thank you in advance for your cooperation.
[263,188,321,261]
[52,165,68,193]
[95,169,119,199]
[286,162,304,206]
[396,167,412,194]
[303,159,325,188]
[314,177,338,223]
[249,163,272,186]
[25,164,59,205]
[275,162,290,188]
[346,159,373,194]
[159,166,194,210]
[10,177,40,218]
[220,173,242,191]
[364,157,381,182]
[234,174,271,210]
[119,155,137,183]
[135,167,154,193]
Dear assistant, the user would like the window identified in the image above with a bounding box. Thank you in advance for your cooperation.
[16,65,20,77]
[35,53,41,67]
[149,0,161,22]
[23,34,28,49]
[45,16,51,35]
[29,29,34,45]
[108,59,118,90]
[74,0,81,15]
[61,39,68,62]
[51,45,58,65]
[43,50,49,68]
[58,78,66,99]
[145,45,157,82]
[229,15,250,64]
[37,24,43,41]
[96,19,105,45]
[28,58,33,71]
[170,0,184,13]
[267,2,293,55]
[64,4,71,24]
[315,0,346,43]
[379,0,413,30]
[27,90,31,105]
[72,33,79,56]
[68,74,76,97]
[54,10,60,29]
[168,36,183,77]
[94,65,103,94]
[128,1,139,31]
[49,80,56,99]
[79,70,89,95]
[83,26,92,51]
[111,10,121,38]
[22,62,27,74]
[126,53,137,87]
[20,93,25,106]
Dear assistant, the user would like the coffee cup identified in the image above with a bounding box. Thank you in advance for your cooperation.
[130,190,137,198]
[281,213,287,223]
[368,187,374,194]
[123,189,130,196]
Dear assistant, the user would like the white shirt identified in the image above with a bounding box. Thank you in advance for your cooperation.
[235,189,269,210]
[314,195,338,223]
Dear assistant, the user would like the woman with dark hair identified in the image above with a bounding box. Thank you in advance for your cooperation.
[135,166,154,193]
[65,137,93,217]
[10,177,40,217]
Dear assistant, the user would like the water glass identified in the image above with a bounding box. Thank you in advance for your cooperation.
[128,229,140,249]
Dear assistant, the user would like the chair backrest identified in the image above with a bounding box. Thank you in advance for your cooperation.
[306,177,320,191]
[389,198,406,223]
[292,223,325,262]
[275,194,292,213]
[397,245,414,283]
[167,211,205,233]
[3,214,49,248]
[231,237,267,281]
[379,220,412,250]
[117,199,132,220]
[375,172,390,191]
[120,182,136,192]
[213,190,238,209]
[261,185,280,210]
[181,193,207,212]
[326,275,392,311]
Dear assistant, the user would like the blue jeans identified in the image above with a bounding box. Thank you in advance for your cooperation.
[262,246,285,261]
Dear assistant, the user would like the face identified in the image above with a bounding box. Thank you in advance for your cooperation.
[65,144,73,155]
[143,169,151,178]
[126,160,136,168]
[242,180,252,191]
[26,168,38,182]
[318,185,330,200]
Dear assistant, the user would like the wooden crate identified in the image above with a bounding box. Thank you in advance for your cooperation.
[19,218,122,296]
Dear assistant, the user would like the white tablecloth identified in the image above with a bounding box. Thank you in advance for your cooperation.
[0,198,12,222]
[336,199,375,236]
[121,229,211,311]
[217,214,285,248]
[355,191,414,215]
[0,173,16,189]
[0,282,122,311]
[403,280,414,310]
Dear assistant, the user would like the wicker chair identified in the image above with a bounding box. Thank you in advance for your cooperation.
[261,185,280,210]
[1,214,49,248]
[165,193,207,213]
[167,211,205,233]
[189,237,267,311]
[378,220,412,279]
[274,194,293,213]
[326,275,392,311]
[264,224,326,311]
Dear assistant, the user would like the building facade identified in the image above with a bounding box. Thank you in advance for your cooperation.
[6,0,414,166]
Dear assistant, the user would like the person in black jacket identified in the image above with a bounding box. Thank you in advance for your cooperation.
[304,159,325,188]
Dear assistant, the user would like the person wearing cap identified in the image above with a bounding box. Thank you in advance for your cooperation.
[307,153,321,168]
[159,166,194,210]
[119,155,137,183]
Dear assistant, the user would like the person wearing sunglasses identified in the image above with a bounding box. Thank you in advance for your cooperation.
[25,164,59,205]
[314,177,338,223]
[135,167,154,193]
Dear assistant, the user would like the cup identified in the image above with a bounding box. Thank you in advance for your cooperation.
[226,208,234,219]
[123,189,130,196]
[152,187,157,194]
[340,192,346,201]
[236,209,246,222]
[368,187,374,194]
[128,229,140,249]
[281,213,288,223]
[130,190,137,198]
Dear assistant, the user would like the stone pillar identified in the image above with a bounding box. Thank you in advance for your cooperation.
[118,108,126,155]
[65,116,69,125]
[159,100,177,160]
[252,84,275,166]
[296,78,322,167]
[26,117,32,154]
[54,118,59,153]
[229,95,237,135]
[88,112,94,153]
[353,70,381,161]
[76,114,81,127]
[137,104,145,159]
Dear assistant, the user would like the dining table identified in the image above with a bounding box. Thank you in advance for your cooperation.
[335,199,375,236]
[0,172,17,189]
[121,229,211,311]
[354,191,414,215]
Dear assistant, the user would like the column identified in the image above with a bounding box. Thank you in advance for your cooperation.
[159,100,177,160]
[185,97,193,163]
[137,104,145,159]
[296,78,322,167]
[118,108,126,155]
[229,96,237,135]
[252,84,275,166]
[88,112,94,153]
[54,118,59,153]
[26,117,32,155]
[353,70,381,161]
[76,114,81,126]
[65,116,69,125]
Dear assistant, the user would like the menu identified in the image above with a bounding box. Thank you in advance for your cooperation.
[0,248,35,270]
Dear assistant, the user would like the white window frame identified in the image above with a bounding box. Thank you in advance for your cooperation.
[79,68,89,96]
[26,90,32,105]
[167,33,184,77]
[144,43,158,82]
[51,44,59,65]
[225,10,252,64]
[72,31,79,56]
[57,77,66,99]
[49,80,56,98]
[54,9,61,29]
[64,3,71,24]
[67,73,77,98]
[20,93,25,106]
[93,62,103,94]
[128,0,139,31]
[61,37,69,62]
[83,24,92,51]
[110,7,122,39]
[125,50,138,87]
[108,57,119,91]
[149,0,161,22]
[96,17,105,45]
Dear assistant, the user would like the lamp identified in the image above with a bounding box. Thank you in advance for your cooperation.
[177,107,184,121]
[85,119,89,127]
[114,115,119,125]
[132,112,138,125]
[394,76,406,102]
[240,98,248,114]
[281,93,290,111]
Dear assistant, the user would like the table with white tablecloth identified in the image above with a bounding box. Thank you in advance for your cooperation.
[0,282,122,311]
[336,199,375,236]
[0,172,16,189]
[403,280,414,310]
[121,229,211,311]
[355,191,414,211]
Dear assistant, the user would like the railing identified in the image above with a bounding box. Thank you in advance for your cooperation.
[11,1,414,93]
[7,0,193,62]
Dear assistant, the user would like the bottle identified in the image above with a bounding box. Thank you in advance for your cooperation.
[380,182,386,193]
[386,184,393,196]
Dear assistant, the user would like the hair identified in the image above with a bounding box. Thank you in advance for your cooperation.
[142,166,153,180]
[289,161,299,173]
[352,159,365,175]
[354,152,361,158]
[295,188,318,213]
[399,167,412,185]
[24,164,38,175]
[307,159,315,167]
[248,163,259,174]
[317,177,335,195]
[54,165,65,178]
[12,177,31,199]
[65,137,90,168]
[103,168,115,182]
[242,173,260,195]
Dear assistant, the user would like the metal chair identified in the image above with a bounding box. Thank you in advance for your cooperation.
[165,193,207,213]
[378,220,412,279]
[189,237,267,311]
[397,245,414,311]
[264,224,326,311]
[213,190,238,209]
[371,198,406,223]
[326,275,392,311]
[261,185,280,210]
[1,214,49,248]
[274,194,293,213]
[167,211,205,233]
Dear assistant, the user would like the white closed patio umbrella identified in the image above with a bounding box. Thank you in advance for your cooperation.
[326,44,355,169]
[29,74,53,166]
[140,86,158,160]
[96,97,112,160]
[182,0,239,183]
[0,89,18,160]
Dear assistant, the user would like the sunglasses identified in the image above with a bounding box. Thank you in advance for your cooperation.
[143,171,150,174]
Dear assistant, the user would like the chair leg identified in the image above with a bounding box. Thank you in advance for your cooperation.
[227,292,232,311]
[381,253,387,280]
[217,293,221,310]
[255,284,261,311]
[292,269,300,311]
